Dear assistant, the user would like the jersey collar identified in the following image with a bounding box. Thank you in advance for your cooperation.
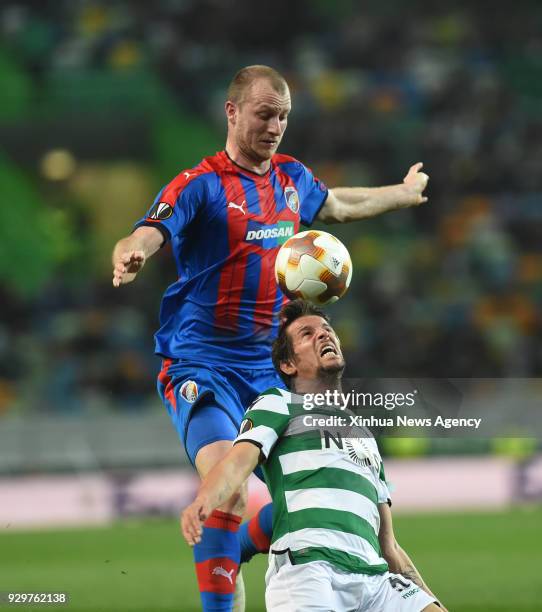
[222,150,273,179]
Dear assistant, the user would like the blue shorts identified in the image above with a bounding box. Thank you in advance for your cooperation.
[157,358,284,466]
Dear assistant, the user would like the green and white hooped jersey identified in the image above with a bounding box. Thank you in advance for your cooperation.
[234,387,391,575]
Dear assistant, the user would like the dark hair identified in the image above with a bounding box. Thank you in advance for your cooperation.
[227,65,289,105]
[272,299,331,389]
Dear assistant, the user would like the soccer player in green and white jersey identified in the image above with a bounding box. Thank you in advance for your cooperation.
[182,300,446,611]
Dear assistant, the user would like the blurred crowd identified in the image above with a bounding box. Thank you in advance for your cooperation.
[1,0,542,414]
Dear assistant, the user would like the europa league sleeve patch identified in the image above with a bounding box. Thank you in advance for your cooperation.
[239,418,254,434]
[147,202,173,220]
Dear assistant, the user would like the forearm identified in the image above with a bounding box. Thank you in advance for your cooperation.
[111,226,164,285]
[318,163,429,223]
[318,184,412,223]
[385,543,436,597]
[112,227,163,263]
[196,446,257,511]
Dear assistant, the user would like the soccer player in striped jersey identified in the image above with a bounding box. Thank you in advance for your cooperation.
[112,65,429,611]
[182,300,446,611]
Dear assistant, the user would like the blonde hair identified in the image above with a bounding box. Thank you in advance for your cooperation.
[227,65,289,105]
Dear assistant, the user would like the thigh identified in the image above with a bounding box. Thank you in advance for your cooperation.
[329,567,366,612]
[157,359,245,462]
[187,403,239,469]
[218,366,286,483]
[367,572,437,612]
[236,366,286,409]
[192,426,248,515]
[265,561,335,612]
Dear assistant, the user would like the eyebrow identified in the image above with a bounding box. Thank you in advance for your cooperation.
[256,103,291,113]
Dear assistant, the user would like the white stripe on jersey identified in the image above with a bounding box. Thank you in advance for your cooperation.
[280,448,365,476]
[249,394,290,415]
[272,527,387,567]
[236,425,278,459]
[284,488,380,534]
[279,449,380,493]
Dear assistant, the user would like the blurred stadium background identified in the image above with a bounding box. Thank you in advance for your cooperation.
[1,1,542,610]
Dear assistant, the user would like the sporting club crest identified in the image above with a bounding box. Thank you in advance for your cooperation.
[344,437,378,469]
[284,187,299,214]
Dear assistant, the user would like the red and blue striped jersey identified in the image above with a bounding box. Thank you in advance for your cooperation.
[135,151,328,368]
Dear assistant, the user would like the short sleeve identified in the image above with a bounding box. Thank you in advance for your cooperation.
[377,460,392,505]
[298,164,328,227]
[134,174,207,244]
[234,389,291,461]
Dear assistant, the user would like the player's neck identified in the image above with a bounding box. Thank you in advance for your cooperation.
[224,143,271,175]
[293,376,343,397]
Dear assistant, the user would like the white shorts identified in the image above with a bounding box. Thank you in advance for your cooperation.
[265,552,437,611]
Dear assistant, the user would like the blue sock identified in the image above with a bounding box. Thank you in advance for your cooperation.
[193,509,241,611]
[239,503,273,563]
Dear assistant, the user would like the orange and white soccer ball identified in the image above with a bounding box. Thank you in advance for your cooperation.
[274,230,353,305]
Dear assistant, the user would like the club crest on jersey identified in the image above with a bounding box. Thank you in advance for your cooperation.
[284,187,299,213]
[321,432,379,470]
[180,380,198,403]
[345,437,376,468]
[148,202,173,220]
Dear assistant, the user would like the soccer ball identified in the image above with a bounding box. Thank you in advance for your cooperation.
[274,230,353,305]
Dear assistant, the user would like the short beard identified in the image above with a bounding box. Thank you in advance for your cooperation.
[239,139,270,164]
[316,361,345,385]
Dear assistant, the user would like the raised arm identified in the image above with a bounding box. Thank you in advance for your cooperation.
[112,226,164,287]
[378,502,447,611]
[317,163,429,223]
[182,442,260,546]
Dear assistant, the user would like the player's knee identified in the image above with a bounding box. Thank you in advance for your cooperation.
[195,440,248,515]
[195,439,235,478]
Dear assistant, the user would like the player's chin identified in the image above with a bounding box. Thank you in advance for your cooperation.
[319,356,345,374]
[256,142,279,158]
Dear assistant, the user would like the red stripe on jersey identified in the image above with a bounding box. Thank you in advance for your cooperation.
[248,514,271,552]
[195,557,238,594]
[273,152,316,175]
[155,161,209,210]
[159,173,191,208]
[158,358,177,412]
[272,153,299,165]
[274,164,302,316]
[214,173,250,331]
[282,292,289,308]
[213,157,302,333]
[252,177,280,332]
[204,509,242,532]
[274,160,298,196]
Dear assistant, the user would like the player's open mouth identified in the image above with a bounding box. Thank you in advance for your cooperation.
[320,344,338,358]
[261,140,277,146]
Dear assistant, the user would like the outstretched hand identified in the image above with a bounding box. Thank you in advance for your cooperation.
[181,498,210,546]
[112,251,146,287]
[402,162,429,206]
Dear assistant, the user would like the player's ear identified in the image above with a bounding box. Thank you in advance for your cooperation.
[225,100,237,125]
[280,360,296,377]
